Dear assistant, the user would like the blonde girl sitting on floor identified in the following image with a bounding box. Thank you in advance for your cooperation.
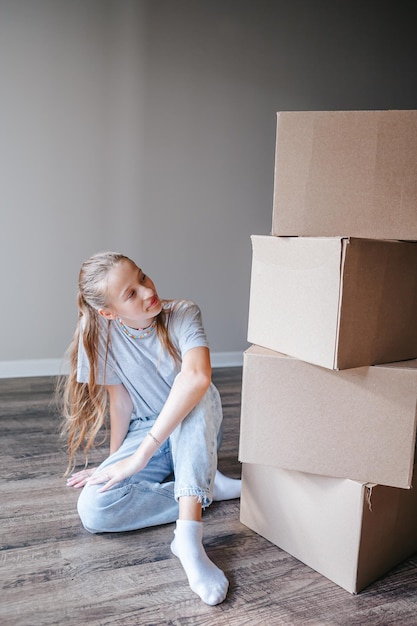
[61,251,241,606]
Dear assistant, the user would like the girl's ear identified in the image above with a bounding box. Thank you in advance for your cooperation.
[98,308,117,320]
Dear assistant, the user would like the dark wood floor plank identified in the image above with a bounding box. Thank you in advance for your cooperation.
[1,370,417,626]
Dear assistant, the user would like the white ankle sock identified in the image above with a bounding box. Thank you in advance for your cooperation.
[213,470,242,501]
[171,519,229,605]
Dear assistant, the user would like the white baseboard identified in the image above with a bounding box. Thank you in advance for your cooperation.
[0,359,67,379]
[211,351,244,368]
[0,352,243,379]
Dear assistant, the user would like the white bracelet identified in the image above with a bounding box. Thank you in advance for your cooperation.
[147,431,161,446]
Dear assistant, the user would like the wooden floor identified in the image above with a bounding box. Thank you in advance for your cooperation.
[1,368,417,626]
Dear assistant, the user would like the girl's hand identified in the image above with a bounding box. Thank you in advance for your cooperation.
[87,454,146,492]
[66,467,98,489]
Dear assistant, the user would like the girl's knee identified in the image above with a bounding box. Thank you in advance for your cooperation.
[77,486,106,533]
[192,385,223,424]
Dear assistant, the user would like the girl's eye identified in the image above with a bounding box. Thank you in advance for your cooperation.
[141,274,147,282]
[128,290,135,299]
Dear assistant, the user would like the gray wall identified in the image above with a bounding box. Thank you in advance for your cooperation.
[1,0,416,374]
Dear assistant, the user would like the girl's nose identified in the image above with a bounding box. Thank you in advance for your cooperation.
[139,284,154,296]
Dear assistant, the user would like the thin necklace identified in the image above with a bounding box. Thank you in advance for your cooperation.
[118,318,156,339]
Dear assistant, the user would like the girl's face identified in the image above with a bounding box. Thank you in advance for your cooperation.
[98,259,162,329]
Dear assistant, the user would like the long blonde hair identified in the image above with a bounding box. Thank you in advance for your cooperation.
[59,251,180,475]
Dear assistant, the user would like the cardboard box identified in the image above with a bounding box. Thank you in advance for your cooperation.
[239,345,417,489]
[248,235,417,370]
[240,462,417,594]
[272,110,417,240]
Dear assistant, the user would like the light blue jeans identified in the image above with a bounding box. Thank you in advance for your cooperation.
[77,383,223,533]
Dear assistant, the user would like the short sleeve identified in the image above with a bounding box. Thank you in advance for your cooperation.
[170,302,209,357]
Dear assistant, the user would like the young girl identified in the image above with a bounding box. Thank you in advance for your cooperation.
[61,251,241,606]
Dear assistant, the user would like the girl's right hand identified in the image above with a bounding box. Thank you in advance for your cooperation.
[66,467,97,489]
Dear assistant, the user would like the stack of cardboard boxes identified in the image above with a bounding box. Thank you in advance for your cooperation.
[239,110,417,594]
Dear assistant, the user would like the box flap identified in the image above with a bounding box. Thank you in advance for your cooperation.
[337,238,417,369]
[334,237,350,367]
[248,236,343,369]
[355,477,417,591]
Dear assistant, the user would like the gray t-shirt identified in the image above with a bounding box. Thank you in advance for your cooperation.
[77,300,209,420]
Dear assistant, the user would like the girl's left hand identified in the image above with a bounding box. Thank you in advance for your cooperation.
[87,454,146,492]
[66,467,97,489]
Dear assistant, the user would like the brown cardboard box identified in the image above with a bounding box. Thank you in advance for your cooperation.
[240,462,417,594]
[272,110,417,240]
[248,235,417,370]
[239,345,417,489]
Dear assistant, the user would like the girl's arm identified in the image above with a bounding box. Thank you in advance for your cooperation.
[150,346,211,444]
[107,383,133,454]
[88,346,211,491]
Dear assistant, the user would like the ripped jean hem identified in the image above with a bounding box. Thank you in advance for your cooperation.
[175,487,212,508]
